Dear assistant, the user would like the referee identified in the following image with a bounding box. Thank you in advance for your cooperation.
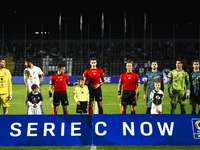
[84,57,104,114]
[118,61,140,114]
[49,64,77,115]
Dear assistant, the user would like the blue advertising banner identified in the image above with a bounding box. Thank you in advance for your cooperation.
[0,114,200,146]
[92,114,200,145]
[11,76,169,84]
[0,115,92,146]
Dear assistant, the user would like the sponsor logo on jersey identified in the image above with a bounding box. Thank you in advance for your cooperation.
[93,73,96,75]
[128,77,131,80]
[156,95,161,99]
[81,91,84,94]
[60,78,63,81]
[4,73,6,75]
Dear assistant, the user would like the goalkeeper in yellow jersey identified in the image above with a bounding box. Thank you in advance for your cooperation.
[168,59,190,114]
[0,58,13,115]
[74,77,89,115]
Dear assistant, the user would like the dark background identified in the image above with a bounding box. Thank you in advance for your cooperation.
[0,0,199,38]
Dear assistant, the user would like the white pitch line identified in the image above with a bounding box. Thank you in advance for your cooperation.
[91,102,98,150]
[91,145,96,150]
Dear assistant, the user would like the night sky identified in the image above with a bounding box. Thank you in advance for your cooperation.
[0,0,199,38]
[0,0,199,23]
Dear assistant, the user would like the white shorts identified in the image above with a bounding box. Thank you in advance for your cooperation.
[151,104,162,114]
[28,105,42,115]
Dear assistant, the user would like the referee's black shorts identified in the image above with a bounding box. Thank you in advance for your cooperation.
[88,85,102,102]
[121,90,137,106]
[53,91,69,106]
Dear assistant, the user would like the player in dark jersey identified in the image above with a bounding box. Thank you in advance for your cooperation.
[84,57,104,114]
[49,64,77,115]
[143,61,164,114]
[190,59,200,114]
[118,60,140,114]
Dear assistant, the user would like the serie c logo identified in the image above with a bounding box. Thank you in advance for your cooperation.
[195,121,200,130]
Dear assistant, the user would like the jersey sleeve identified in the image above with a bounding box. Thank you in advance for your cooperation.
[7,70,12,93]
[66,75,70,83]
[186,72,189,79]
[100,69,104,77]
[119,74,123,83]
[27,94,33,106]
[136,74,140,83]
[24,69,28,84]
[49,76,54,85]
[74,88,78,103]
[144,72,148,81]
[149,90,154,100]
[160,72,163,79]
[168,71,172,78]
[84,70,88,77]
[27,93,31,102]
[38,67,44,78]
[86,87,89,102]
[39,93,43,102]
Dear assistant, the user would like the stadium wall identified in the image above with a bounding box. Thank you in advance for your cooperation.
[11,76,169,84]
[1,114,200,146]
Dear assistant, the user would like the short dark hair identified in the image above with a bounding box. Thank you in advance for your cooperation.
[127,59,132,64]
[25,57,33,63]
[58,64,65,70]
[78,77,84,81]
[90,57,97,62]
[176,59,184,64]
[31,84,38,90]
[151,60,158,64]
[193,59,199,64]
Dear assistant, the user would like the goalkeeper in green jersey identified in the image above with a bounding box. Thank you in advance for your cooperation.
[168,59,190,114]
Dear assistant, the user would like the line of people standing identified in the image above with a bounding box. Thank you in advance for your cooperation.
[1,56,200,115]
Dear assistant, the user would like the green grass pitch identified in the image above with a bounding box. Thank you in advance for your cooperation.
[6,84,194,115]
[1,84,200,150]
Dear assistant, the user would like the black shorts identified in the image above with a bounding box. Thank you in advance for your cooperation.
[121,90,137,106]
[53,91,69,106]
[76,101,88,114]
[88,85,102,102]
[190,94,200,105]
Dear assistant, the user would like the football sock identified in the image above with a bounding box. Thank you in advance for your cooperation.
[63,110,68,115]
[131,110,135,114]
[99,106,103,114]
[146,107,151,114]
[192,110,196,114]
[89,107,93,114]
[180,106,186,114]
[54,111,57,115]
[122,110,126,114]
[170,107,176,114]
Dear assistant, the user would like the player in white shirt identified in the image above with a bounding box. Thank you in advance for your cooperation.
[24,58,44,113]
[150,81,164,114]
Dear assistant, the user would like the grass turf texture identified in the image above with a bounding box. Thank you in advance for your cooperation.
[3,84,195,115]
[1,84,200,149]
